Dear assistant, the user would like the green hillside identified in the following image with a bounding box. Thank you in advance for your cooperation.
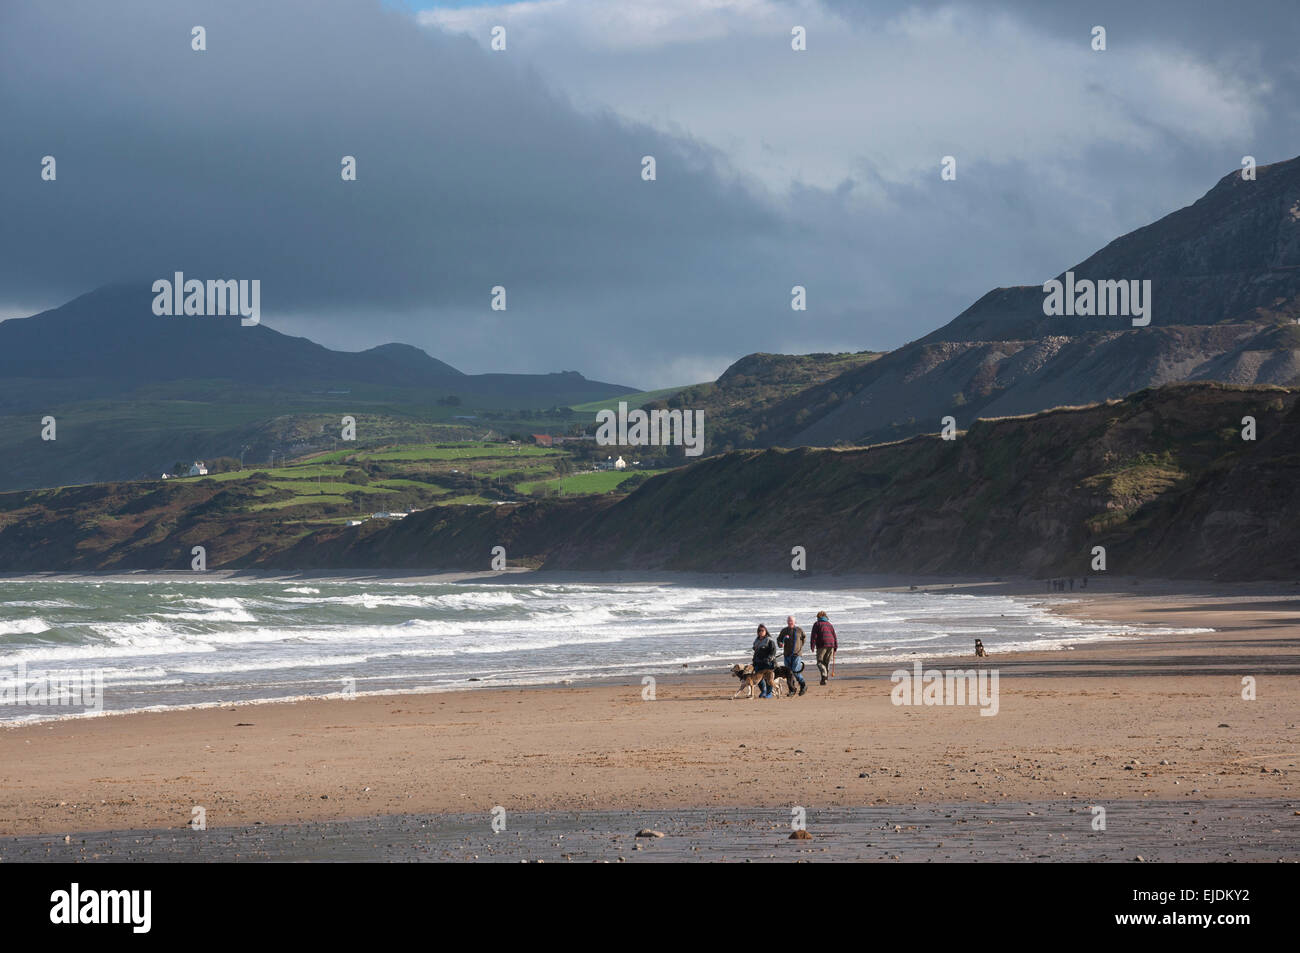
[262,383,1300,581]
[571,385,692,414]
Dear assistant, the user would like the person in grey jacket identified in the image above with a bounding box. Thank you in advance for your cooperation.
[776,615,807,696]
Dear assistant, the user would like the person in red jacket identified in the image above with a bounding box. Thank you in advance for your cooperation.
[809,610,837,685]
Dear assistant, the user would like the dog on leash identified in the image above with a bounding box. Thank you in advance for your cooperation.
[730,663,791,699]
[974,639,988,658]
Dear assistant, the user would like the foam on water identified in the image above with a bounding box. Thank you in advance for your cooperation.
[0,618,51,636]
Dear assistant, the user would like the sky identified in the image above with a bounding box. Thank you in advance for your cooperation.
[2,0,1298,388]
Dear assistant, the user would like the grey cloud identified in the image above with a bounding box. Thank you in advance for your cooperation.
[2,0,1298,387]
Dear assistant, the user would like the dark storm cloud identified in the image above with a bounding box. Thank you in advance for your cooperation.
[2,0,1298,385]
[0,0,797,383]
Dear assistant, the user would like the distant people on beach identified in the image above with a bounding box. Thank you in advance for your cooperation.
[810,610,837,685]
[1047,578,1085,592]
[752,624,778,699]
[777,615,807,696]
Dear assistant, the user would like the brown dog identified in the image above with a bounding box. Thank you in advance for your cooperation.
[974,639,988,658]
[730,664,790,699]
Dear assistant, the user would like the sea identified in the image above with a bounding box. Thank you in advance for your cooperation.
[0,576,1206,723]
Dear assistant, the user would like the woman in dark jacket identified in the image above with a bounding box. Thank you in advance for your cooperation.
[752,624,778,698]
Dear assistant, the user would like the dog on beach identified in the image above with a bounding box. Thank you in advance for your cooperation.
[730,663,791,699]
[974,639,988,658]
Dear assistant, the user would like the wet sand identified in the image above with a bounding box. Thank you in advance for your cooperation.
[5,800,1296,863]
[1,577,1298,859]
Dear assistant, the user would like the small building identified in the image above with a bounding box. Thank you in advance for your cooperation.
[531,433,553,448]
[188,461,208,476]
[614,456,627,471]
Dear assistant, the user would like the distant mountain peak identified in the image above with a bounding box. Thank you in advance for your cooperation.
[358,342,463,377]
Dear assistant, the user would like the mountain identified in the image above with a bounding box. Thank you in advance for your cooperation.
[252,382,1300,581]
[730,156,1300,449]
[355,343,465,379]
[0,284,633,400]
[0,284,638,489]
[646,351,882,453]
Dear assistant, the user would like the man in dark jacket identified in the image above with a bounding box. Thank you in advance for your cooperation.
[776,615,807,696]
[752,624,778,698]
[809,611,837,685]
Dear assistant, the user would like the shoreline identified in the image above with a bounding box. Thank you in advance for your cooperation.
[0,574,1229,729]
[6,565,1300,593]
[1,576,1297,840]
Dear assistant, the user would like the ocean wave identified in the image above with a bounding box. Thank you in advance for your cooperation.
[170,652,381,675]
[0,617,52,637]
[278,589,526,610]
[161,609,259,623]
[190,597,249,610]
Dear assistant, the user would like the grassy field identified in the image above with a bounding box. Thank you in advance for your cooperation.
[170,464,353,483]
[517,468,666,496]
[309,442,561,464]
[571,385,694,414]
[155,437,591,517]
[251,494,354,512]
[264,480,396,495]
[27,432,655,520]
[370,478,447,490]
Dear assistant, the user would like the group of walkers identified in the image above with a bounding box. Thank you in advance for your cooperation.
[749,611,838,699]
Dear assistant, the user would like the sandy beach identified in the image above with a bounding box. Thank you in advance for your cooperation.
[1,576,1297,861]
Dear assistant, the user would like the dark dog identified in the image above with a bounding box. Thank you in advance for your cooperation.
[974,639,988,658]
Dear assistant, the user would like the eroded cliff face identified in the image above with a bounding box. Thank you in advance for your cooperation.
[3,384,1296,581]
[536,383,1300,580]
[252,382,1300,580]
[258,497,613,571]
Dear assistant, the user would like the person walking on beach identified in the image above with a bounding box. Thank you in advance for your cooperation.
[810,610,837,686]
[752,623,778,699]
[777,615,807,696]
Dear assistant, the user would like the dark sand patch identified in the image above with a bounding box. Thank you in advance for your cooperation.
[5,800,1297,863]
